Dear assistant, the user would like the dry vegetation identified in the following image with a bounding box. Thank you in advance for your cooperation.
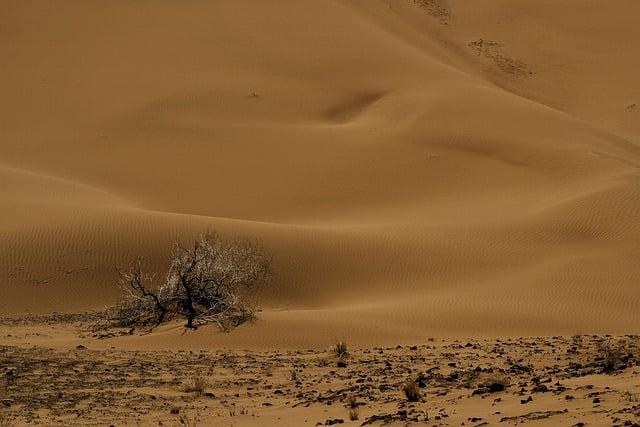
[99,231,272,332]
[1,334,638,425]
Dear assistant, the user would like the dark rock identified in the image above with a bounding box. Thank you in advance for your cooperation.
[532,384,548,392]
[487,382,506,393]
[472,387,489,395]
[520,396,533,404]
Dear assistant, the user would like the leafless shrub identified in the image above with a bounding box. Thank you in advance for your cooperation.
[102,231,272,332]
[403,379,422,402]
[178,414,199,426]
[349,408,359,421]
[598,342,634,373]
[333,340,349,359]
[182,376,209,395]
[101,258,167,329]
[346,394,359,409]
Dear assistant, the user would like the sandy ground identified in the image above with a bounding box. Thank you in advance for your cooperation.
[1,315,639,426]
[1,0,639,339]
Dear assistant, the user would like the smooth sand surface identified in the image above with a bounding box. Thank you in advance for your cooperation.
[2,0,640,346]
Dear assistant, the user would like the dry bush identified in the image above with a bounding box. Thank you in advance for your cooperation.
[101,231,272,332]
[349,408,359,421]
[403,379,422,402]
[345,394,361,420]
[598,341,636,373]
[182,376,209,395]
[478,373,510,392]
[333,340,349,359]
[346,394,358,409]
[178,414,199,426]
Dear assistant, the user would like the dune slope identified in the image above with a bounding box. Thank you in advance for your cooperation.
[1,0,639,344]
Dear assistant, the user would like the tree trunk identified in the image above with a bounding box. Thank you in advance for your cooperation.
[181,277,198,328]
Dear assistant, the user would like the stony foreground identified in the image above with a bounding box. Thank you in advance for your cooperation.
[1,334,639,426]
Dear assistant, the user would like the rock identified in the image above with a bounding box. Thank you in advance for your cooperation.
[325,418,344,425]
[487,382,506,393]
[532,384,548,393]
[520,396,533,404]
[472,387,489,395]
[336,360,347,368]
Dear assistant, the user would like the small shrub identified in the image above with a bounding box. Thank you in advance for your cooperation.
[182,376,208,395]
[178,414,199,427]
[479,374,510,392]
[403,379,422,402]
[599,342,634,373]
[346,394,358,409]
[333,340,349,359]
[349,408,359,421]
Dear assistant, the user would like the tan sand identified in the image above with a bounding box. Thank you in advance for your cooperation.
[2,0,640,345]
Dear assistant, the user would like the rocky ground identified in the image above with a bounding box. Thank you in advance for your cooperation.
[0,322,639,426]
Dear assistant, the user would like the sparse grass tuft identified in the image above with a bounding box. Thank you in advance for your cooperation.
[349,407,359,421]
[178,414,199,426]
[403,379,422,402]
[346,394,358,409]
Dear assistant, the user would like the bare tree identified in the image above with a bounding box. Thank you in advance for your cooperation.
[103,231,272,332]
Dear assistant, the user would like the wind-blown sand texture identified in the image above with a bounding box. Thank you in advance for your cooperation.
[3,0,640,343]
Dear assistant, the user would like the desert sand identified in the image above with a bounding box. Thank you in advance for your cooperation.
[1,0,640,425]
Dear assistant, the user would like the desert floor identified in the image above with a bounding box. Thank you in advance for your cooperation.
[1,316,639,426]
[2,0,640,425]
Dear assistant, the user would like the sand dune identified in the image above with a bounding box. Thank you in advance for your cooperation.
[1,0,640,344]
